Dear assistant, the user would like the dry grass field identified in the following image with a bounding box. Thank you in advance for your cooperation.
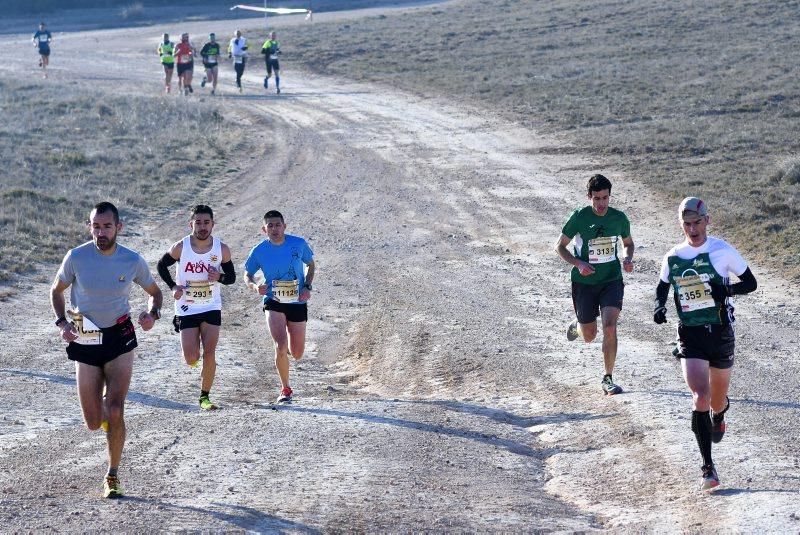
[276,0,800,278]
[0,79,245,281]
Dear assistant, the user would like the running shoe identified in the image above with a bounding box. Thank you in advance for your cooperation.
[238,86,243,93]
[201,76,207,88]
[263,77,268,89]
[276,87,281,94]
[700,464,720,491]
[103,475,124,499]
[199,395,217,411]
[276,386,293,403]
[601,374,623,396]
[210,89,215,96]
[188,85,193,94]
[711,396,729,443]
[566,320,579,341]
[184,87,189,96]
[188,358,199,368]
[100,420,109,433]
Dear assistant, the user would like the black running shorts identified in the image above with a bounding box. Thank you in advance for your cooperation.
[266,58,280,75]
[203,62,218,70]
[66,316,137,368]
[571,278,624,324]
[39,45,50,56]
[264,300,307,323]
[162,62,174,71]
[176,62,193,75]
[172,310,222,332]
[676,323,735,369]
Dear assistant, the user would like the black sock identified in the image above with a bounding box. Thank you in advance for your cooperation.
[201,390,210,398]
[107,467,118,478]
[691,410,714,466]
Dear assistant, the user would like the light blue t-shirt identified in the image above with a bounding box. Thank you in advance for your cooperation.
[57,241,155,328]
[244,234,314,303]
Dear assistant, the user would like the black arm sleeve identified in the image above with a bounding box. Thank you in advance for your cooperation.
[157,253,178,289]
[655,280,670,308]
[217,260,236,285]
[731,267,757,296]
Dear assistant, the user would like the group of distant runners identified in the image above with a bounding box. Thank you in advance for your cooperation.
[51,203,313,498]
[157,29,283,95]
[31,23,285,94]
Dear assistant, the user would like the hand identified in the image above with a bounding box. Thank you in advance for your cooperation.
[207,266,221,282]
[60,322,78,342]
[622,258,634,273]
[709,282,730,302]
[255,283,268,296]
[299,288,311,302]
[172,285,184,300]
[577,261,596,277]
[138,311,155,331]
[653,306,667,324]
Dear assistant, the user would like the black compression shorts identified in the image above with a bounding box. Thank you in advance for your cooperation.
[66,316,137,368]
[676,323,735,369]
[263,300,307,323]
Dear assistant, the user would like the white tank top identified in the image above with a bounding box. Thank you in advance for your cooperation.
[175,235,222,316]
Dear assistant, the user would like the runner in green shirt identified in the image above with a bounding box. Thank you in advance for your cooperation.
[555,174,635,395]
[652,196,757,491]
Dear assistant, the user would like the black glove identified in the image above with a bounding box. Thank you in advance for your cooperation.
[709,282,731,302]
[653,306,667,324]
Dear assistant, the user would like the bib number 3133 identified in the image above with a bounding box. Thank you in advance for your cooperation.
[588,236,617,264]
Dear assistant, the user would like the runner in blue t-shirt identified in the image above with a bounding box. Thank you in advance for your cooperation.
[32,22,52,78]
[244,210,315,403]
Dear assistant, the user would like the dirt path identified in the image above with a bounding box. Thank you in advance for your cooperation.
[1,9,799,532]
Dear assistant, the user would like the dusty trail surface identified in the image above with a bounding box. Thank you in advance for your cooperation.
[1,9,799,532]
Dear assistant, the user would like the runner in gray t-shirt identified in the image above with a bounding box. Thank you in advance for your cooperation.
[50,202,163,499]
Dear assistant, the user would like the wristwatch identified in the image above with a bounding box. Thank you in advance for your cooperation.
[303,283,313,291]
[55,317,67,327]
[149,308,161,320]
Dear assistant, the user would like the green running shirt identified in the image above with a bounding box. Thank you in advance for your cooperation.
[561,206,631,285]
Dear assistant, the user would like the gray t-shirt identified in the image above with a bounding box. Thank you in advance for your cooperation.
[57,241,155,328]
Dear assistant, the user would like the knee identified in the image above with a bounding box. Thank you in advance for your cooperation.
[291,350,303,361]
[692,390,711,411]
[106,401,124,423]
[581,324,597,343]
[85,419,102,431]
[603,323,617,338]
[183,350,200,364]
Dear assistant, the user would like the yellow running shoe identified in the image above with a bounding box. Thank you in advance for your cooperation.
[188,359,200,368]
[199,395,217,410]
[100,420,109,433]
[103,475,124,499]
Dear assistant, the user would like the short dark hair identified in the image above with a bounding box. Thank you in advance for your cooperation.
[587,174,612,196]
[92,201,119,224]
[191,205,214,219]
[263,210,284,222]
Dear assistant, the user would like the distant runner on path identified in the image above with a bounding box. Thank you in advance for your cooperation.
[261,31,281,94]
[653,197,757,491]
[228,29,248,92]
[32,22,52,78]
[50,202,163,499]
[157,205,235,411]
[199,33,221,95]
[157,33,175,93]
[174,33,196,96]
[555,174,635,396]
[244,211,315,403]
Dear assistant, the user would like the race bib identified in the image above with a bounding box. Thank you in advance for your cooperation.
[69,311,103,345]
[234,55,243,64]
[272,279,299,303]
[186,280,213,304]
[675,274,715,312]
[270,54,279,60]
[179,56,191,64]
[587,236,617,264]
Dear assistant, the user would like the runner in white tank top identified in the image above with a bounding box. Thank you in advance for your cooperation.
[156,205,236,410]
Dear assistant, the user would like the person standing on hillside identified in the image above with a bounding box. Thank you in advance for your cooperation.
[156,205,236,410]
[261,31,281,94]
[555,174,635,396]
[199,33,221,95]
[174,32,196,96]
[32,22,52,78]
[244,211,315,403]
[653,197,757,491]
[228,29,248,92]
[50,202,163,499]
[157,33,175,93]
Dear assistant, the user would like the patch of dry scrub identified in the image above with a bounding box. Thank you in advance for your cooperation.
[0,79,245,281]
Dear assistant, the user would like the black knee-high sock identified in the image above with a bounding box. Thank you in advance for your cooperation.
[691,410,713,466]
